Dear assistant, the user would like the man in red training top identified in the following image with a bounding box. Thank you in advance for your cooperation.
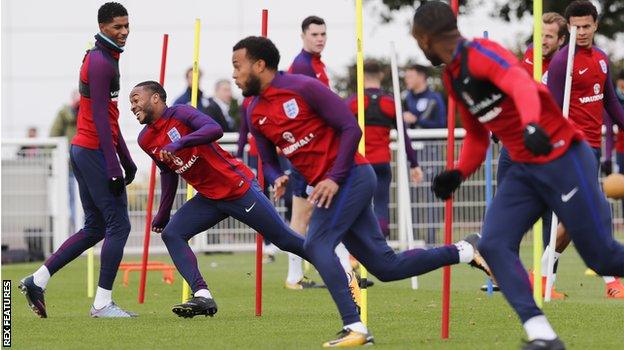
[412,2,624,349]
[20,2,137,319]
[132,81,317,318]
[232,35,491,347]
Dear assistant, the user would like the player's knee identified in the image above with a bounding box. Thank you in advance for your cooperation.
[477,237,498,258]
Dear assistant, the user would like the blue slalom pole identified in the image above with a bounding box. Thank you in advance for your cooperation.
[483,30,494,296]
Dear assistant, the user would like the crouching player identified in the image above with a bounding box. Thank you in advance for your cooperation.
[130,81,310,318]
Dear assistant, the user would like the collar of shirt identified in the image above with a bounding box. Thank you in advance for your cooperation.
[95,32,124,53]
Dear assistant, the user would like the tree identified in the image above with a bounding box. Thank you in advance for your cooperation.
[379,0,624,40]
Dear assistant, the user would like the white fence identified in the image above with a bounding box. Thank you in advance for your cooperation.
[2,130,623,259]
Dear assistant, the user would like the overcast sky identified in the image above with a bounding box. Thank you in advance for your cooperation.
[2,0,622,139]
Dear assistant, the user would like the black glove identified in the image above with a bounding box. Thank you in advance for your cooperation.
[523,123,552,156]
[123,163,137,185]
[601,160,613,176]
[108,177,125,197]
[432,170,463,200]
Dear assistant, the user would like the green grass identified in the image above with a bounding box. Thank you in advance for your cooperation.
[3,247,624,349]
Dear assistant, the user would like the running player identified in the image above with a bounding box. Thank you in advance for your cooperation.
[411,2,624,348]
[232,35,491,347]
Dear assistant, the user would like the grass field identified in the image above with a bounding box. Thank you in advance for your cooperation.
[3,246,624,349]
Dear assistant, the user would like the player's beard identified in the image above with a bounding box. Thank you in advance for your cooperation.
[424,51,444,67]
[139,104,155,125]
[242,74,262,97]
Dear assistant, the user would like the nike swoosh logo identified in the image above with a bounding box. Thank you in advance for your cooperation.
[579,68,588,75]
[553,139,565,148]
[316,73,322,78]
[259,117,267,125]
[245,202,256,212]
[526,125,536,134]
[525,58,533,64]
[561,187,578,202]
[151,147,158,154]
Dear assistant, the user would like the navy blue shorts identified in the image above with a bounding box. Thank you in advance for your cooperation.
[290,167,309,198]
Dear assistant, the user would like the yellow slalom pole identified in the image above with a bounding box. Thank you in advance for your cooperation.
[355,0,368,325]
[181,18,201,303]
[531,0,543,308]
[87,248,94,297]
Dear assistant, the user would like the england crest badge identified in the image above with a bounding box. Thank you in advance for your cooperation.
[283,98,299,119]
[599,59,607,74]
[167,127,181,142]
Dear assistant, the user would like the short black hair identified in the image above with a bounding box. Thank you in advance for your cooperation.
[618,70,624,81]
[302,16,325,32]
[363,60,382,75]
[233,36,280,71]
[98,2,128,24]
[412,1,457,37]
[406,64,430,78]
[564,0,598,22]
[134,81,167,103]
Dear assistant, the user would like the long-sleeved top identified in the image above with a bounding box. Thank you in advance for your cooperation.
[288,49,330,87]
[443,38,582,178]
[138,105,254,204]
[403,87,447,129]
[345,88,418,167]
[72,33,133,178]
[247,72,367,186]
[547,44,624,148]
[521,44,552,84]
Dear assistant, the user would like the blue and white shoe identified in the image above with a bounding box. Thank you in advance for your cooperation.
[19,276,47,318]
[90,301,138,318]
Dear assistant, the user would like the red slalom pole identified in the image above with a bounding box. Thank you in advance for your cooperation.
[255,8,268,317]
[441,0,459,339]
[138,34,169,304]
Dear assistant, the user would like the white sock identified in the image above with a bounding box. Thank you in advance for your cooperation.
[264,243,278,255]
[603,276,616,284]
[194,289,213,299]
[454,240,474,263]
[32,265,50,289]
[93,287,112,309]
[540,248,561,277]
[335,243,353,273]
[523,315,557,341]
[345,321,368,334]
[286,253,304,284]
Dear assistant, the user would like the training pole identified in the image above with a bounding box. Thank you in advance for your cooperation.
[355,0,370,325]
[531,0,544,307]
[255,8,268,317]
[138,34,169,304]
[390,41,418,290]
[482,30,495,296]
[181,19,201,303]
[441,0,459,340]
[545,24,577,301]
